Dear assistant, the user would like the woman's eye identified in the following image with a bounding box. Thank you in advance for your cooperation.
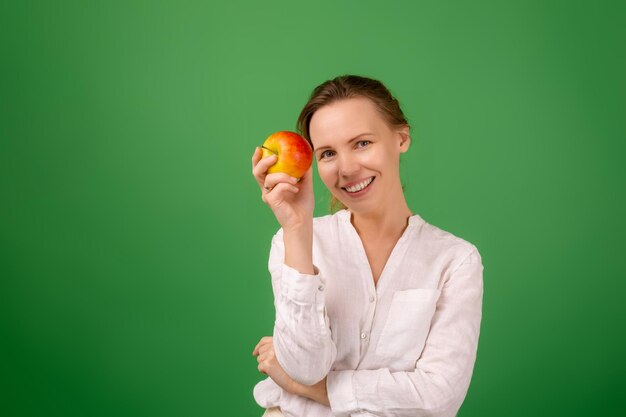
[356,140,371,148]
[320,150,335,159]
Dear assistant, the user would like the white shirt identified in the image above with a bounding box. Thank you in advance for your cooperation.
[253,209,484,417]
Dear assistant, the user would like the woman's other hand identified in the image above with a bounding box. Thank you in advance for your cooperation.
[251,147,314,230]
[253,336,331,406]
[253,336,299,394]
[252,336,330,406]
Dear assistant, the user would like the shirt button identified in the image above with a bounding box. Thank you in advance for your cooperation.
[318,285,324,291]
[369,295,375,302]
[360,332,367,339]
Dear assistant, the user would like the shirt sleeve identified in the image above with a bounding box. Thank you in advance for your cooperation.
[268,228,337,386]
[326,246,484,417]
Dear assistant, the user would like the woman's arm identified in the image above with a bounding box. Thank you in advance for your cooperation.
[268,228,337,386]
[252,148,316,276]
[252,149,333,383]
[324,248,484,417]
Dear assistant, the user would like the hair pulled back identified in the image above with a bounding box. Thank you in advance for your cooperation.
[296,75,409,146]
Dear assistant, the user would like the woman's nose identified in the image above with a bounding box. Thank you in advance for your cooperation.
[338,153,359,177]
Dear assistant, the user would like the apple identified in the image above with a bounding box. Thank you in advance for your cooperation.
[261,131,313,179]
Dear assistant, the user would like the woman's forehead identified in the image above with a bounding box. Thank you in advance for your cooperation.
[309,98,384,146]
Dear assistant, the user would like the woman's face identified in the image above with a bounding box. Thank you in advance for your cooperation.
[309,97,410,215]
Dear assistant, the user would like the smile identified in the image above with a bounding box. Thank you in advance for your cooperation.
[342,177,375,193]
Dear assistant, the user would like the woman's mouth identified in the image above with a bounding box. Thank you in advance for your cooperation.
[342,177,375,194]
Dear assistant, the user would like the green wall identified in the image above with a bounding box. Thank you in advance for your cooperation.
[1,1,624,416]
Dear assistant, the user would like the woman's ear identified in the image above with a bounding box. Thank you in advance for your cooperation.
[397,125,411,153]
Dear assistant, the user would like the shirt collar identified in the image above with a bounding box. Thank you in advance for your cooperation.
[337,209,424,226]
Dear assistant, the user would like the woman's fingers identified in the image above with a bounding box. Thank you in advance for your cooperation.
[256,343,272,357]
[257,351,268,363]
[263,173,299,191]
[252,340,265,356]
[252,147,305,201]
[251,147,261,168]
[253,342,269,357]
[252,153,277,185]
[252,148,301,190]
[252,335,275,375]
[252,336,273,356]
[252,340,262,356]
[256,345,275,364]
[262,183,299,204]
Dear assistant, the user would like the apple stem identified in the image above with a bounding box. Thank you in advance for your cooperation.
[261,145,277,155]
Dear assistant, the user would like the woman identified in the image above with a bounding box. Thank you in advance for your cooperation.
[251,75,484,417]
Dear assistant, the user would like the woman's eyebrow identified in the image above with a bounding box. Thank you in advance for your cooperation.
[314,132,373,152]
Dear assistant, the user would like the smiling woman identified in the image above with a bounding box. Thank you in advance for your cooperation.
[308,96,410,218]
[250,75,484,417]
[298,76,412,214]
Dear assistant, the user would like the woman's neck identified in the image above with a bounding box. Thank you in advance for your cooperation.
[349,200,413,241]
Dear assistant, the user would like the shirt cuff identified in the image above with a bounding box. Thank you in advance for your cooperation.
[280,263,324,304]
[326,370,358,417]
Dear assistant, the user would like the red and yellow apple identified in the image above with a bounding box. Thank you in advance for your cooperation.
[261,131,313,179]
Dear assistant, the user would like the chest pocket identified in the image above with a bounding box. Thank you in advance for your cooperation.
[375,288,441,360]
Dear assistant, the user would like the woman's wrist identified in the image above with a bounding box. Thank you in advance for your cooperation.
[282,214,313,234]
[293,378,330,406]
[283,221,315,275]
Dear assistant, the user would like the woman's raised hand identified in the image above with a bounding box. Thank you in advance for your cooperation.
[252,147,314,230]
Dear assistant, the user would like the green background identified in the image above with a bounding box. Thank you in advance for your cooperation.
[1,1,624,416]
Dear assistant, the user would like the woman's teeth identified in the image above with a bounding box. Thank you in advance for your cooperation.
[344,177,374,193]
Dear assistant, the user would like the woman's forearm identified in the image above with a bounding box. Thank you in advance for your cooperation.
[293,378,330,406]
[283,221,315,275]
